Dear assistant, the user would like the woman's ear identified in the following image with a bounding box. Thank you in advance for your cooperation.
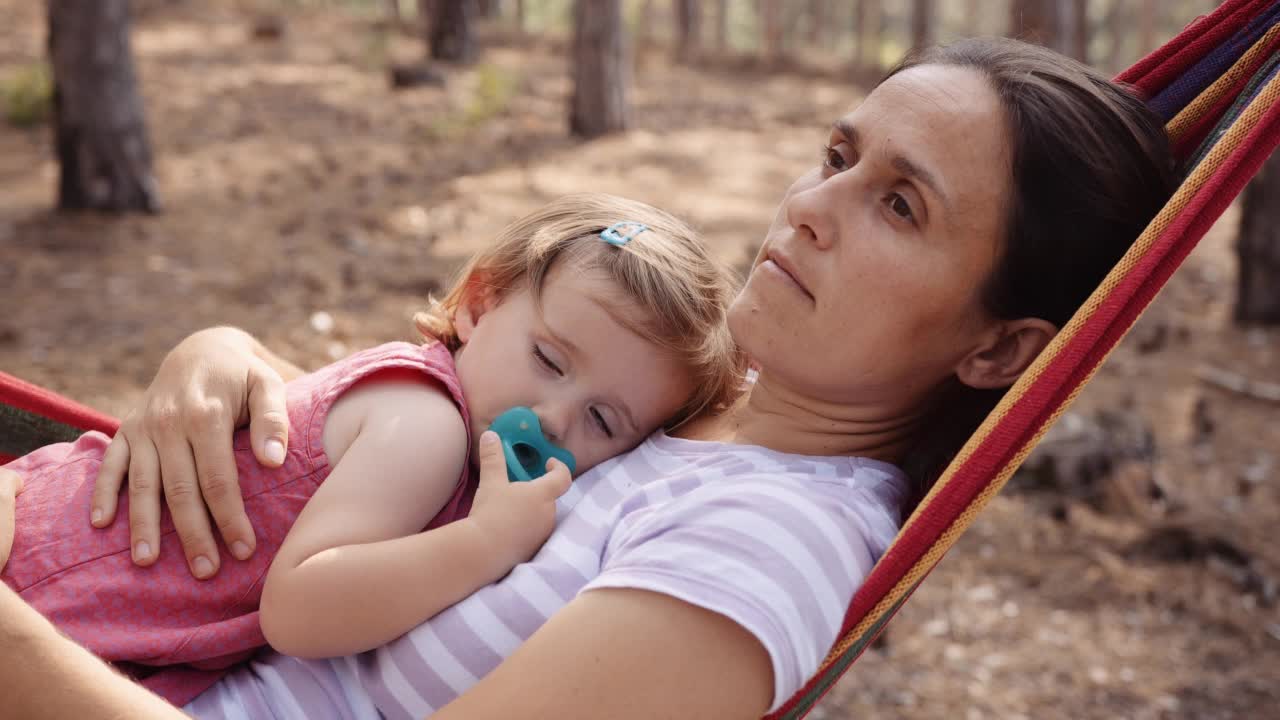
[955,318,1058,390]
[454,287,499,344]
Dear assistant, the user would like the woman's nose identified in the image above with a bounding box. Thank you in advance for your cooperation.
[786,178,838,251]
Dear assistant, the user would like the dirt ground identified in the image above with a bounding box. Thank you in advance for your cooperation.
[2,3,1278,718]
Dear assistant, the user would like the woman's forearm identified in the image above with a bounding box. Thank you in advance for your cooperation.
[433,588,773,720]
[0,585,190,720]
[261,519,510,659]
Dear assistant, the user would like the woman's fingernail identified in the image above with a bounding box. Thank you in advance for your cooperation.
[480,431,497,446]
[264,439,285,465]
[134,541,152,561]
[193,555,214,577]
[231,541,252,560]
[91,508,103,525]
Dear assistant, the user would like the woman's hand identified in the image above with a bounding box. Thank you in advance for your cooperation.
[0,468,23,572]
[91,327,295,579]
[468,431,572,572]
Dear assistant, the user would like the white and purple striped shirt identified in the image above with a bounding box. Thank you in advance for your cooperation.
[185,432,907,719]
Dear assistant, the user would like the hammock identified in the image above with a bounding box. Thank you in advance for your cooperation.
[3,0,1279,716]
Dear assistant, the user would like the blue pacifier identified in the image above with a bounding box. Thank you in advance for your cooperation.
[488,407,577,483]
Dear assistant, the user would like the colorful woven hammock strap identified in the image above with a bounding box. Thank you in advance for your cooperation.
[1119,0,1275,101]
[1167,22,1280,147]
[1150,0,1280,118]
[1187,47,1280,169]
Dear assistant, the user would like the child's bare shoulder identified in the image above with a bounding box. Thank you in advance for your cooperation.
[323,367,466,467]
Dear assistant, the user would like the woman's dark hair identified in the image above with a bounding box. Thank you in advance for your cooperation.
[892,38,1179,506]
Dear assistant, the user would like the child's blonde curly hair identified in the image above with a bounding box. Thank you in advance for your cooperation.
[414,193,746,427]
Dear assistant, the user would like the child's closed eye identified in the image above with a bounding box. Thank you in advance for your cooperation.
[533,344,563,376]
[590,407,614,439]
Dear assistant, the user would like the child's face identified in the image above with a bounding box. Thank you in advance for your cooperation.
[453,263,696,475]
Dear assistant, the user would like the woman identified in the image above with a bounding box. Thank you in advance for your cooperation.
[0,38,1175,719]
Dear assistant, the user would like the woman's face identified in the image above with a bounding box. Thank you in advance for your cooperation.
[731,64,1013,409]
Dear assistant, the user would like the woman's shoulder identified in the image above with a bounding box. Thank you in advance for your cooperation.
[666,466,904,545]
[642,432,908,510]
[589,439,906,709]
[609,434,907,549]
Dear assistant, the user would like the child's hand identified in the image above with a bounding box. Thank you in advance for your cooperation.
[468,431,572,572]
[0,468,25,572]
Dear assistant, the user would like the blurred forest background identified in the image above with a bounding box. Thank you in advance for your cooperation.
[3,1,1279,718]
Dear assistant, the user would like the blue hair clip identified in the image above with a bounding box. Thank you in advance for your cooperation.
[600,221,648,247]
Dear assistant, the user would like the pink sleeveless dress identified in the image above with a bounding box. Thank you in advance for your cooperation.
[1,341,475,706]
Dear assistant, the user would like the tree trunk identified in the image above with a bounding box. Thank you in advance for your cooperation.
[419,0,434,29]
[854,0,882,72]
[514,0,525,32]
[853,0,868,69]
[1070,0,1089,63]
[674,0,702,64]
[1009,0,1089,61]
[636,0,655,50]
[1054,0,1089,62]
[760,0,783,60]
[782,1,805,50]
[715,0,729,50]
[1236,150,1280,325]
[428,0,476,62]
[1009,0,1052,44]
[962,0,981,36]
[569,0,629,138]
[807,0,828,47]
[1103,0,1126,72]
[476,0,497,18]
[911,0,933,51]
[48,0,158,213]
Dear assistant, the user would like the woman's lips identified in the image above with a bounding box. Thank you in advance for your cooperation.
[760,255,814,302]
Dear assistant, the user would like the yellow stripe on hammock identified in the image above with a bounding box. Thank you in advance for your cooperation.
[1168,23,1280,144]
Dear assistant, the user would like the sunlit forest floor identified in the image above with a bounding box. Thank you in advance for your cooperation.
[3,3,1278,718]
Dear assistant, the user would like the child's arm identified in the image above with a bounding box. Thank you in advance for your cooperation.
[258,375,568,659]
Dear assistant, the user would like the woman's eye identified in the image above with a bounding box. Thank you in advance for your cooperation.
[533,345,563,376]
[590,407,614,438]
[823,144,849,171]
[888,194,915,222]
